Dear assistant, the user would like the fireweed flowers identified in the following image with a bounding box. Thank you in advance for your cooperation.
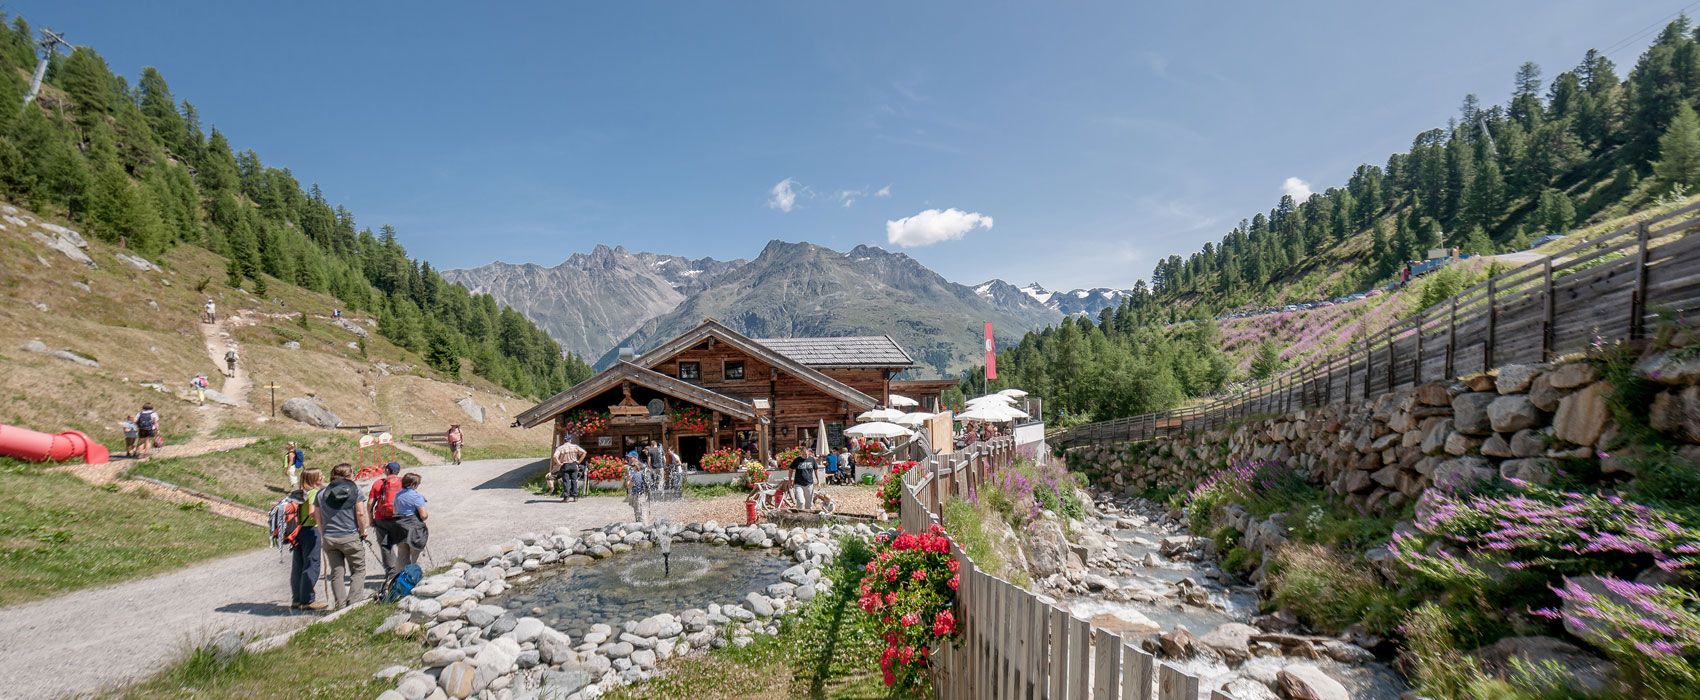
[1181,459,1306,532]
[1534,577,1700,695]
[1390,485,1700,585]
[858,524,960,693]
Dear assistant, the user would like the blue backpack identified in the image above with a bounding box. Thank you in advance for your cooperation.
[385,564,423,602]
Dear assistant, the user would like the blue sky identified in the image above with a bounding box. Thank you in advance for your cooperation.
[12,1,1694,289]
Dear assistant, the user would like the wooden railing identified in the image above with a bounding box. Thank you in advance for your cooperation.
[1052,200,1700,450]
[900,437,1224,699]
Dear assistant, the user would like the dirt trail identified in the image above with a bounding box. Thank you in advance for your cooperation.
[200,313,251,407]
[392,439,445,466]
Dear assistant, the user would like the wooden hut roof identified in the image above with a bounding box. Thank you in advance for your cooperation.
[754,335,914,369]
[513,361,756,429]
[633,320,880,410]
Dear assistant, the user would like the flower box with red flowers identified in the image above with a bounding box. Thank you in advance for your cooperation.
[666,406,712,433]
[585,455,626,481]
[699,447,744,474]
[561,410,610,437]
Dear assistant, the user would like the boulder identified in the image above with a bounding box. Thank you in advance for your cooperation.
[456,397,485,424]
[1420,419,1454,455]
[1431,457,1494,493]
[472,637,521,692]
[634,613,683,639]
[438,660,477,699]
[19,339,46,353]
[1495,364,1543,394]
[1197,622,1256,663]
[1275,664,1349,700]
[1486,395,1543,433]
[1552,383,1609,447]
[48,349,98,367]
[1027,519,1072,578]
[1087,610,1160,636]
[1463,374,1497,392]
[281,396,341,429]
[512,616,546,643]
[1474,636,1618,695]
[29,230,94,266]
[1414,382,1453,406]
[1480,433,1513,458]
[538,668,593,697]
[1451,393,1498,435]
[1499,458,1554,485]
[333,317,370,337]
[1549,362,1599,389]
[1158,625,1198,659]
[538,629,575,666]
[1509,428,1547,457]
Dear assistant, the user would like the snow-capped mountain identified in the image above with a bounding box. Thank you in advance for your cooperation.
[974,280,1130,317]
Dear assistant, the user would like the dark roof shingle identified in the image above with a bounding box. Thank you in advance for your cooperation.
[755,336,914,368]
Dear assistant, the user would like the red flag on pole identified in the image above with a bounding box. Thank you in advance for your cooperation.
[984,321,997,380]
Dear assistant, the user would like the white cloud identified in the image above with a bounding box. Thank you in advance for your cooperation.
[875,184,892,198]
[836,189,864,208]
[767,178,798,212]
[885,208,994,248]
[1282,176,1313,201]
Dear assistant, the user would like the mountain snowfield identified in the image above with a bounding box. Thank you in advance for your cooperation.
[447,241,1121,376]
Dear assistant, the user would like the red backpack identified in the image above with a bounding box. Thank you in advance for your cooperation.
[371,476,403,520]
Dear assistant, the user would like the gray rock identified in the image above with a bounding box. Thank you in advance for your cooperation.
[1495,364,1542,394]
[604,641,634,659]
[1499,458,1554,485]
[47,349,98,367]
[333,317,370,337]
[1474,635,1618,695]
[29,230,94,266]
[282,340,301,350]
[630,648,658,669]
[456,397,486,424]
[1486,395,1543,433]
[634,613,682,639]
[374,664,411,680]
[280,396,341,429]
[466,605,505,628]
[1197,623,1256,663]
[19,339,46,353]
[538,629,575,665]
[537,668,593,698]
[423,646,465,667]
[114,252,162,272]
[437,660,476,698]
[472,637,521,692]
[1275,664,1349,700]
[512,617,546,643]
[1452,393,1499,435]
[397,673,437,700]
[745,592,775,618]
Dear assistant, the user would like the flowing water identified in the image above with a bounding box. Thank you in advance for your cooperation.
[489,544,793,640]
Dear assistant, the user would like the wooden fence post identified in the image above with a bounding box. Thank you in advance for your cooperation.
[930,460,940,516]
[1543,257,1555,360]
[1484,277,1497,373]
[1632,221,1651,340]
[1413,314,1424,386]
[1446,298,1457,379]
[1385,326,1395,392]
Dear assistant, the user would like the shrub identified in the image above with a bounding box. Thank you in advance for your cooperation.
[1401,603,1576,700]
[858,524,960,694]
[878,461,920,514]
[737,461,768,490]
[585,455,625,481]
[1180,459,1307,533]
[1268,544,1405,636]
[1536,577,1700,697]
[698,447,743,474]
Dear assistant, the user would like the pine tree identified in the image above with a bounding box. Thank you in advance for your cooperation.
[1654,102,1700,193]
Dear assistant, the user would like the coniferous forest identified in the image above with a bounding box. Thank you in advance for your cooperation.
[0,15,593,397]
[977,18,1700,424]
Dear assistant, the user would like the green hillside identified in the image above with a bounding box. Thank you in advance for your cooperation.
[972,18,1700,425]
[0,14,590,398]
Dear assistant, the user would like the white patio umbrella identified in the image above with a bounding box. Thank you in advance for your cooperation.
[888,394,919,408]
[997,388,1029,398]
[958,403,1029,422]
[844,421,914,440]
[966,393,1017,406]
[893,411,935,427]
[857,407,905,422]
[817,419,830,454]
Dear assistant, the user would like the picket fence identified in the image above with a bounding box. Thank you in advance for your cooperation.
[899,437,1226,700]
[1051,199,1700,450]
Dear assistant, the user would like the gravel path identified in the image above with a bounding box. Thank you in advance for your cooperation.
[0,456,650,699]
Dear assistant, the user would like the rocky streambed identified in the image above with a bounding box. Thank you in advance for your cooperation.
[1033,494,1407,700]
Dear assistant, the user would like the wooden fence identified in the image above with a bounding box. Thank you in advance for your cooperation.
[1052,200,1700,450]
[900,438,1225,699]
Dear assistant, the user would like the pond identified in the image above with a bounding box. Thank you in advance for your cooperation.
[488,543,794,640]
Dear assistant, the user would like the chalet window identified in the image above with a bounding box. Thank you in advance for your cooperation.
[724,360,745,380]
[677,362,700,380]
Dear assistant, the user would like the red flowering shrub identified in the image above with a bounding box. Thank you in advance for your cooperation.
[878,460,920,514]
[858,524,960,693]
[585,455,626,481]
[699,447,743,474]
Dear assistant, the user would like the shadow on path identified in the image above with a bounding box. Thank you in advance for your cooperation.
[472,458,550,491]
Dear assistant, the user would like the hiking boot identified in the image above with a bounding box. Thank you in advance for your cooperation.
[304,601,328,611]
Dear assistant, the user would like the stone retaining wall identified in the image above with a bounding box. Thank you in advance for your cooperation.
[1067,350,1700,517]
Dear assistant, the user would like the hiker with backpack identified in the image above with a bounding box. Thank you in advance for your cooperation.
[203,299,216,323]
[392,472,430,567]
[284,441,306,489]
[134,404,161,459]
[315,463,369,610]
[625,454,650,524]
[224,347,238,377]
[446,424,464,465]
[288,468,327,610]
[190,374,209,405]
[369,462,406,576]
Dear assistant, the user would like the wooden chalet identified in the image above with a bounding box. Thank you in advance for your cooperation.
[514,320,916,465]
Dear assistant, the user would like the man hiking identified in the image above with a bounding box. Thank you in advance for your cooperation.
[203,298,216,323]
[224,346,239,377]
[547,438,586,502]
[134,404,161,459]
[315,463,369,609]
[446,424,464,465]
[368,462,407,576]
